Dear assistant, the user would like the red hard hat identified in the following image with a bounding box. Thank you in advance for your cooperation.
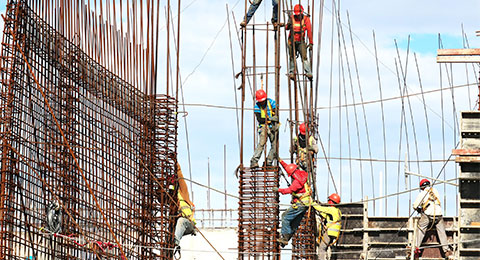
[255,89,267,102]
[419,179,430,187]
[294,4,304,15]
[284,163,297,176]
[299,123,306,135]
[328,193,341,204]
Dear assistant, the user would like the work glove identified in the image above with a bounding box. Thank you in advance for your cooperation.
[270,115,279,122]
[307,43,313,50]
[415,206,423,213]
[273,187,279,192]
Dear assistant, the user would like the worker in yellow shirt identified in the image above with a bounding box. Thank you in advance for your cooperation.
[312,193,342,260]
[173,163,196,258]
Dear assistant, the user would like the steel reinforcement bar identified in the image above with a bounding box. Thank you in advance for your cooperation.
[0,1,177,259]
[238,166,280,259]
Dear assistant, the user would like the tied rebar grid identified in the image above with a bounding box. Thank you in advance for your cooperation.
[291,213,317,259]
[238,167,280,259]
[0,1,178,259]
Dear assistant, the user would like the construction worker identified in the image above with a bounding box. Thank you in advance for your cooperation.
[290,122,318,171]
[285,4,313,80]
[250,89,278,168]
[312,193,342,260]
[173,164,196,258]
[240,0,278,27]
[275,160,311,247]
[412,179,453,259]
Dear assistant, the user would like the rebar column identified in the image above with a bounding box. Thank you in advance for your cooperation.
[238,166,280,259]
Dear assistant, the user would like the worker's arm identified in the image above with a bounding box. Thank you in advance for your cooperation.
[255,112,266,124]
[308,136,319,153]
[285,16,292,30]
[278,177,303,195]
[412,191,426,211]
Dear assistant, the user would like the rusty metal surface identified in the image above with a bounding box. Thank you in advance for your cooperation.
[238,166,280,259]
[291,213,317,259]
[0,1,178,259]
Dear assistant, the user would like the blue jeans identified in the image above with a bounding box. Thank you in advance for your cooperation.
[280,203,307,235]
[174,217,195,246]
[243,0,279,24]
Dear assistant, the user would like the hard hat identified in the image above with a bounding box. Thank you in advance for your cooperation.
[328,193,341,204]
[284,163,297,176]
[299,123,306,135]
[294,4,304,15]
[255,89,267,102]
[419,179,430,188]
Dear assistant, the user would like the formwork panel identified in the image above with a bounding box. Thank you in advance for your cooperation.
[238,167,280,259]
[0,1,178,259]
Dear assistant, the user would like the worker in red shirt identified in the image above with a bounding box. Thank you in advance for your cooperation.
[274,160,311,247]
[286,4,313,80]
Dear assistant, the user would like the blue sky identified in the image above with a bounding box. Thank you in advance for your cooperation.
[1,0,479,218]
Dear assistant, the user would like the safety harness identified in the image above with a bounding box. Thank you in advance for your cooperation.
[259,100,275,127]
[291,15,306,43]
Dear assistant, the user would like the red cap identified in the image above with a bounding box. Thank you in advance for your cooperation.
[294,4,304,15]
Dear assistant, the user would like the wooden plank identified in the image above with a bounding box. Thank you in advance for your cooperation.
[452,149,480,155]
[437,56,480,63]
[456,156,480,163]
[437,48,480,56]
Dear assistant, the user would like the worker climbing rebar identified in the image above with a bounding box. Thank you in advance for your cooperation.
[250,89,279,168]
[286,4,313,81]
[240,0,279,27]
[312,193,342,260]
[411,179,453,259]
[274,159,311,247]
[290,122,318,171]
[173,163,197,259]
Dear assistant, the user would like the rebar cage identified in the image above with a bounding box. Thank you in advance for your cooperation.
[0,1,178,259]
[238,167,280,259]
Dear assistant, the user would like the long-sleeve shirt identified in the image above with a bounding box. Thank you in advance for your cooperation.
[413,187,442,216]
[312,204,342,238]
[278,160,308,195]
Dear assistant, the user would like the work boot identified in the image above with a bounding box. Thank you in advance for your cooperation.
[413,247,421,259]
[277,233,292,248]
[174,245,181,260]
[288,73,295,80]
[240,20,247,28]
[306,73,313,81]
[250,161,259,168]
[444,250,453,259]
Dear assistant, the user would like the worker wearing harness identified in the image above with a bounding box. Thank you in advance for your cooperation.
[275,160,311,247]
[290,122,318,171]
[312,193,342,260]
[285,4,313,80]
[412,179,453,259]
[173,164,196,259]
[250,89,279,168]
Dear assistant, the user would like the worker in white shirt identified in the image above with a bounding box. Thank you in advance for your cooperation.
[412,179,453,259]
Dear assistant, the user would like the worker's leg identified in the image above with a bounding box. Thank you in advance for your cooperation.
[434,216,450,252]
[174,217,193,246]
[243,0,263,24]
[266,125,278,165]
[250,126,268,166]
[415,213,430,249]
[317,233,331,260]
[281,204,307,237]
[298,41,311,75]
[271,0,278,23]
[288,41,295,74]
